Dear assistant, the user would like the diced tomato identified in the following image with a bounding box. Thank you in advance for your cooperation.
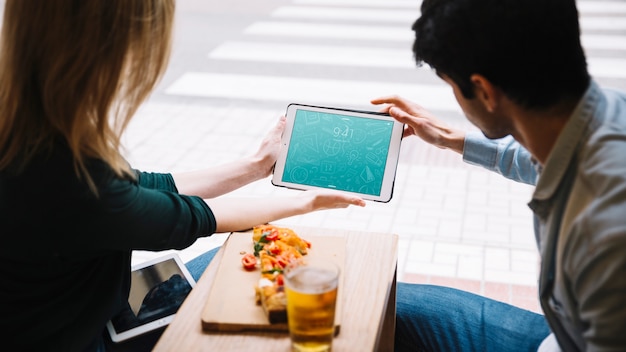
[304,240,312,248]
[265,230,279,241]
[241,253,257,271]
[275,255,288,268]
[275,274,284,286]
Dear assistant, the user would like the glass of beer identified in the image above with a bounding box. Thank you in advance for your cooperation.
[284,259,339,352]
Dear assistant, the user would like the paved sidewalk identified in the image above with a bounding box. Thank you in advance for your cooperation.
[127,99,541,312]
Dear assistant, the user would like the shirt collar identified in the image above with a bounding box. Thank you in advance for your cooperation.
[531,81,602,201]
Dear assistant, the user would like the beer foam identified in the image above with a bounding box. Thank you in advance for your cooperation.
[286,267,338,293]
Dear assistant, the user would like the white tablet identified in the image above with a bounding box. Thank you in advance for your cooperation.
[272,104,404,202]
[106,253,196,343]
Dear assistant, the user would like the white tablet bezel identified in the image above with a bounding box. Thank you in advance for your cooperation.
[272,103,404,203]
[106,253,196,343]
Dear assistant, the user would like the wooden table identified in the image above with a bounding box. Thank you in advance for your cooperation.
[154,225,399,352]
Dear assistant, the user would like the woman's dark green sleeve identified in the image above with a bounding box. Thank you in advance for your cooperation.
[134,170,179,192]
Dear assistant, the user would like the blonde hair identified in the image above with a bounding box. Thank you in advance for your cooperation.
[0,0,175,191]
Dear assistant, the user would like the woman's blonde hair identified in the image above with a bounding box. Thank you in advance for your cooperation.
[0,0,175,191]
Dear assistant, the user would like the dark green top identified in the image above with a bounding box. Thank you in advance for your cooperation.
[0,144,216,351]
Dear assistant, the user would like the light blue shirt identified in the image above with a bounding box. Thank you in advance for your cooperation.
[462,81,626,351]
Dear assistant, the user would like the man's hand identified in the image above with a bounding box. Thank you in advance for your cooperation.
[371,95,465,154]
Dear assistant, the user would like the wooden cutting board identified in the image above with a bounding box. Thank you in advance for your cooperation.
[201,231,346,333]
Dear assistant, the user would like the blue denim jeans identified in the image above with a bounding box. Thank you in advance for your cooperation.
[185,246,220,282]
[395,283,551,352]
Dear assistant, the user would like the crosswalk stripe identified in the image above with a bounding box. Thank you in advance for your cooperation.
[582,34,626,51]
[244,21,626,49]
[164,73,461,113]
[272,7,626,31]
[577,1,626,14]
[292,0,626,14]
[588,57,626,79]
[245,22,412,41]
[207,40,626,79]
[209,42,417,68]
[208,41,626,79]
[271,6,419,22]
[580,17,626,31]
[292,0,419,8]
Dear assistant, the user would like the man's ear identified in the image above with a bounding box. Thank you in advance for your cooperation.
[470,74,499,113]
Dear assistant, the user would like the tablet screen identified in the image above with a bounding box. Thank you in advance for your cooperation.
[106,254,195,342]
[273,104,403,202]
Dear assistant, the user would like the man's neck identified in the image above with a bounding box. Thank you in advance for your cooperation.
[510,100,579,165]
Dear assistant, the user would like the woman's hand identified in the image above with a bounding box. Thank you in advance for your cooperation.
[298,190,366,212]
[371,95,465,154]
[250,116,286,178]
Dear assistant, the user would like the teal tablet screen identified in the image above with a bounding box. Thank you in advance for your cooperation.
[282,108,395,196]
